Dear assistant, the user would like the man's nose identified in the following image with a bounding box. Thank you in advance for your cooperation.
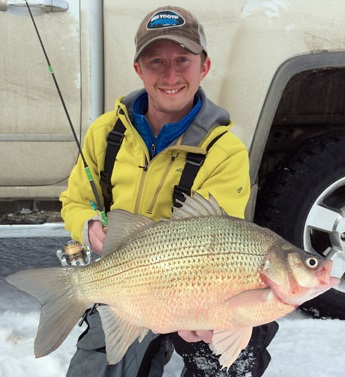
[164,63,179,83]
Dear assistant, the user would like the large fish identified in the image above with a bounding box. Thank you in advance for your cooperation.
[6,193,339,369]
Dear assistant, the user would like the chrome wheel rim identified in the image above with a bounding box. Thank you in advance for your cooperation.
[303,177,345,293]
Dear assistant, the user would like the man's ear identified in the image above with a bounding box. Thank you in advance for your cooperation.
[201,57,211,80]
[133,61,143,80]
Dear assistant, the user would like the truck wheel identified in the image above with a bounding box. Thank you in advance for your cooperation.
[255,132,345,319]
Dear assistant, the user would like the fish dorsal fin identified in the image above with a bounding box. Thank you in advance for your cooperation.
[102,193,225,255]
[97,305,149,365]
[172,192,226,220]
[102,210,155,256]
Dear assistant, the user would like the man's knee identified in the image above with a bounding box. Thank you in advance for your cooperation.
[67,309,173,377]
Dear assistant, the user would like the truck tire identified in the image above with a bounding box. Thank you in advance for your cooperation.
[255,131,345,319]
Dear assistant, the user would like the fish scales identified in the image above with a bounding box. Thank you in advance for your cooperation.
[76,216,273,330]
[81,217,265,286]
[5,193,339,368]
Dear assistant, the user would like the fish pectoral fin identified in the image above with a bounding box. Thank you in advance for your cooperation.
[209,289,273,369]
[210,327,252,370]
[225,288,273,309]
[97,305,149,365]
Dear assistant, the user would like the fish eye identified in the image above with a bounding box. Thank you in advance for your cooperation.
[305,257,319,269]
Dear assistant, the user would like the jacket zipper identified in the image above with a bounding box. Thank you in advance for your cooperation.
[117,107,151,214]
[134,155,149,214]
[134,144,205,215]
[146,152,178,215]
[150,143,156,158]
[117,108,207,215]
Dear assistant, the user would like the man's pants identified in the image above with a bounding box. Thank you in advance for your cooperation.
[66,309,173,377]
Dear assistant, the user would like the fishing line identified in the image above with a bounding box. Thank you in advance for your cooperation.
[24,0,108,226]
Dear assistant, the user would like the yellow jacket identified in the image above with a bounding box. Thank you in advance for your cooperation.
[60,88,250,244]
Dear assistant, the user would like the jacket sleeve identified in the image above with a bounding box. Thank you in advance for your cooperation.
[59,115,112,244]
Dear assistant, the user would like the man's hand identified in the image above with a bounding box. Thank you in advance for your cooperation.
[88,220,106,255]
[177,330,213,344]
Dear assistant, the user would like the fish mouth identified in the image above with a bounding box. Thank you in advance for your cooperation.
[260,269,340,307]
[316,259,337,286]
[282,279,340,306]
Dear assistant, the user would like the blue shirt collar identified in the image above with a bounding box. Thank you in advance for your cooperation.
[132,92,202,158]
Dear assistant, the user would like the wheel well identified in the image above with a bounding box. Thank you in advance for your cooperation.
[257,66,345,188]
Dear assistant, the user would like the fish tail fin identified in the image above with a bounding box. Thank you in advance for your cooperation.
[6,267,88,358]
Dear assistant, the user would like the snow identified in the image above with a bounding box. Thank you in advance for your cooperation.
[0,223,68,238]
[1,229,345,376]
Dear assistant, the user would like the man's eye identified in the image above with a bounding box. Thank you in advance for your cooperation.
[177,57,189,63]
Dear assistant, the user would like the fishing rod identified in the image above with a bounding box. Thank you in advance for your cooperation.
[24,0,108,227]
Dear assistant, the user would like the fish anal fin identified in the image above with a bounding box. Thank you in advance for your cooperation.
[210,327,252,370]
[97,305,149,365]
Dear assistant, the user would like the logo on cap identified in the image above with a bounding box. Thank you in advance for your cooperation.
[147,10,185,30]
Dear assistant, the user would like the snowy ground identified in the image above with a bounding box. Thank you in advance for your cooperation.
[1,227,345,376]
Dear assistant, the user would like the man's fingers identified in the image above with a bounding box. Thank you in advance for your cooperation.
[89,220,106,255]
[177,330,213,343]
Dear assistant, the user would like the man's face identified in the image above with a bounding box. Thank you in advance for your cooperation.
[134,40,210,121]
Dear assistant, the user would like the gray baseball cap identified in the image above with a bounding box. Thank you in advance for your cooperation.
[134,6,207,61]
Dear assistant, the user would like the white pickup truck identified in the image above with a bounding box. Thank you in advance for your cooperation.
[1,0,345,319]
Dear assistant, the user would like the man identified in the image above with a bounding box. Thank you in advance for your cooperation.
[60,5,278,377]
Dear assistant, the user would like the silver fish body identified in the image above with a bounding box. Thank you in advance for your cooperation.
[6,193,339,369]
